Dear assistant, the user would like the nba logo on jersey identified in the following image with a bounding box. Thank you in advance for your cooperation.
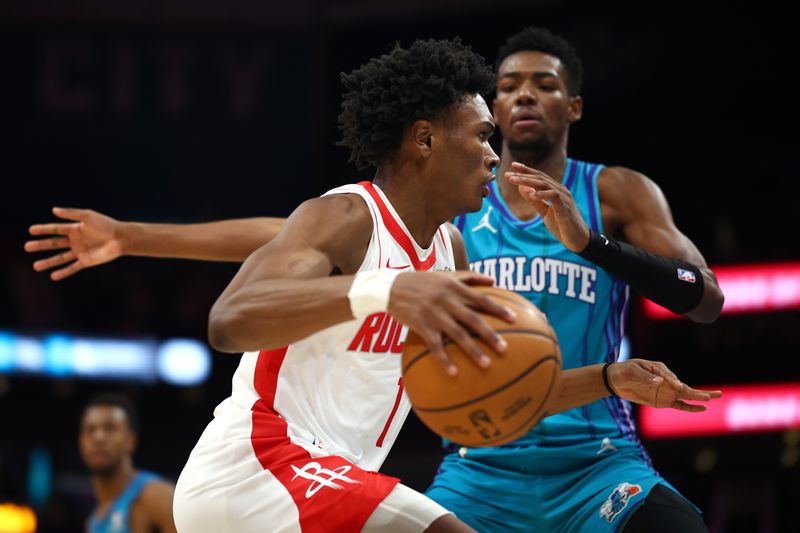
[677,268,696,283]
[599,482,642,523]
[110,511,125,531]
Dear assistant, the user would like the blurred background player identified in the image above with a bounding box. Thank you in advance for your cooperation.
[80,393,176,533]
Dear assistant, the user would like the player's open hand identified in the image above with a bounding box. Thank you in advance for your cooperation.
[607,359,722,412]
[506,162,590,252]
[25,207,123,281]
[389,271,516,376]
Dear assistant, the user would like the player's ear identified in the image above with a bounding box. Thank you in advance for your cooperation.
[127,431,139,454]
[567,95,583,123]
[410,119,434,158]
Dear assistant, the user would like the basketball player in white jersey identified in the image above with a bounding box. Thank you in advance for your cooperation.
[170,38,511,533]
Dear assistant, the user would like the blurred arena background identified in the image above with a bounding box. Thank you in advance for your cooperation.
[1,1,798,531]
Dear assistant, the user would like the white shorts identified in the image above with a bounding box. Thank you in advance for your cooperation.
[173,401,450,533]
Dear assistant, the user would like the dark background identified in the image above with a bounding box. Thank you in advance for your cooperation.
[1,1,798,531]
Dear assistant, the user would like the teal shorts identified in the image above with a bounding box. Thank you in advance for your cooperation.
[425,438,698,533]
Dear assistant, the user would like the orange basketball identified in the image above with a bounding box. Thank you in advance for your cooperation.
[401,286,562,447]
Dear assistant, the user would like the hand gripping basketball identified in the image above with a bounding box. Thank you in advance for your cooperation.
[402,286,562,447]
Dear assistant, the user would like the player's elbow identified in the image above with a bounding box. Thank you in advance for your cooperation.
[208,302,248,353]
[688,284,725,324]
[707,284,725,321]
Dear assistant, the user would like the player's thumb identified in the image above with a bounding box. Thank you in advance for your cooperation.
[456,272,495,286]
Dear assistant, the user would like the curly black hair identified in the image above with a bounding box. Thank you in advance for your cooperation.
[495,28,583,97]
[82,392,140,433]
[338,38,494,169]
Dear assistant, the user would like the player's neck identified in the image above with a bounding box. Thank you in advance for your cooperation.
[91,461,136,506]
[373,168,447,249]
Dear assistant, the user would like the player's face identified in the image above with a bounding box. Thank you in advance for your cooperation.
[79,406,136,476]
[493,51,581,154]
[434,94,499,213]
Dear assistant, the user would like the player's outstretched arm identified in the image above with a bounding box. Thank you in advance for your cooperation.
[26,207,284,280]
[545,359,721,416]
[209,198,515,374]
[506,163,724,323]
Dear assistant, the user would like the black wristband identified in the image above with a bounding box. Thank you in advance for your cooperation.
[578,230,705,315]
[602,362,618,397]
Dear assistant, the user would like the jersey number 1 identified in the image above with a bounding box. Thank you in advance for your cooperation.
[376,377,404,447]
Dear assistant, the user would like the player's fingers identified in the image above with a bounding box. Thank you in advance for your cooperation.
[678,388,712,402]
[51,261,85,281]
[33,251,76,272]
[52,206,90,221]
[509,161,540,174]
[680,386,722,401]
[455,284,516,323]
[508,167,566,190]
[671,400,706,413]
[531,189,559,201]
[439,315,492,369]
[24,238,70,252]
[453,272,496,287]
[507,174,556,190]
[510,162,554,182]
[623,363,663,388]
[450,304,507,355]
[518,186,553,213]
[653,361,683,390]
[28,223,79,236]
[419,329,457,376]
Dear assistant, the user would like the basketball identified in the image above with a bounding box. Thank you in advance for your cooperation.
[401,286,562,447]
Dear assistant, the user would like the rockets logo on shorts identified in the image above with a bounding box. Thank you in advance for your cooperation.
[677,268,696,283]
[290,461,362,498]
[599,482,642,523]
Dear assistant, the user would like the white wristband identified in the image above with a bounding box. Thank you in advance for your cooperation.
[348,269,404,319]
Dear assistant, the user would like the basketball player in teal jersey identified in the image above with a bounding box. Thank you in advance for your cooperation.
[27,31,723,532]
[80,394,177,533]
[424,28,724,532]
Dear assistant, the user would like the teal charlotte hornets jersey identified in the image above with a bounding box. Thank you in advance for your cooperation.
[88,471,159,533]
[454,158,639,449]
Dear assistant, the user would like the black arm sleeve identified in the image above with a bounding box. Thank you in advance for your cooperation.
[578,230,704,314]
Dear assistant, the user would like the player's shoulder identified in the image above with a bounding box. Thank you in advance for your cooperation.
[296,192,372,221]
[139,477,175,500]
[444,222,470,270]
[444,221,462,242]
[132,478,176,530]
[598,165,652,188]
[286,193,374,241]
[597,166,663,206]
[136,478,175,513]
[277,192,375,272]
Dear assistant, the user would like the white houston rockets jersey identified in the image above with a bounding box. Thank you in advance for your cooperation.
[219,181,455,472]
